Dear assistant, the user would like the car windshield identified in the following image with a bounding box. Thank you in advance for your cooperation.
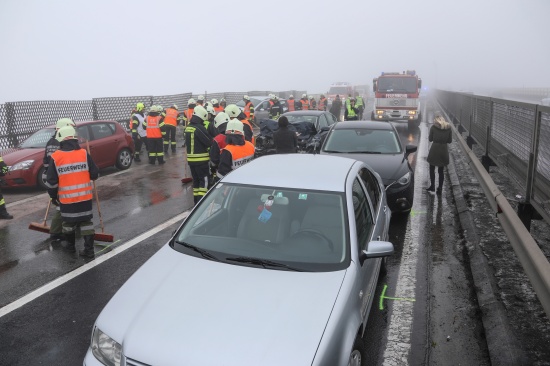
[285,114,318,124]
[173,183,349,272]
[329,86,350,94]
[323,128,402,154]
[377,77,418,93]
[19,127,55,148]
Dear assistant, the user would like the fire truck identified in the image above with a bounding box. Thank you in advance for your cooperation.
[371,70,422,123]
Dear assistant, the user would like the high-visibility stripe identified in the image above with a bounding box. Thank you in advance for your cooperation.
[58,182,92,192]
[59,189,93,199]
[62,210,93,218]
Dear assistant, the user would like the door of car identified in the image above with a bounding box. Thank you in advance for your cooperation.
[254,101,270,122]
[351,175,381,328]
[80,122,117,168]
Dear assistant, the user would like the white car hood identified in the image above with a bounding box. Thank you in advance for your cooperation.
[96,245,347,366]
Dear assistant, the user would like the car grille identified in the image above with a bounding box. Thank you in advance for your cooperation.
[125,357,152,366]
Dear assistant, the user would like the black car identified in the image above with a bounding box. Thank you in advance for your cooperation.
[254,111,338,156]
[319,120,417,213]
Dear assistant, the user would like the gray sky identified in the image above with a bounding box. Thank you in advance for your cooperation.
[1,0,548,103]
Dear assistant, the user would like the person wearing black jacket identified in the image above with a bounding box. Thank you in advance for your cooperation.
[269,97,284,120]
[273,116,298,154]
[184,106,213,205]
[330,95,342,121]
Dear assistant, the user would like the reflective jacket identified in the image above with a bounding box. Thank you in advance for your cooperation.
[287,99,295,111]
[214,105,224,113]
[164,108,179,126]
[145,115,164,139]
[184,116,213,164]
[300,98,309,110]
[243,101,255,120]
[216,141,255,178]
[318,97,327,111]
[51,149,93,205]
[183,108,194,126]
[240,119,255,145]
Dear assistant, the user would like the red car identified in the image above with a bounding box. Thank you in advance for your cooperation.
[0,120,134,189]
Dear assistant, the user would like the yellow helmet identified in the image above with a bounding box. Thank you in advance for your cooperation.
[56,125,77,142]
[225,119,244,135]
[225,104,242,118]
[193,105,208,121]
[136,102,145,112]
[188,98,196,106]
[55,118,75,130]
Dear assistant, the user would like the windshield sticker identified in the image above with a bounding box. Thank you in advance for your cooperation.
[298,193,308,200]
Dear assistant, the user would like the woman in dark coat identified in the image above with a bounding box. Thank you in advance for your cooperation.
[273,116,298,154]
[426,114,452,194]
[329,95,342,121]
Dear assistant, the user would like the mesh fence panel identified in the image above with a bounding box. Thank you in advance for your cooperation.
[0,104,8,149]
[472,98,491,150]
[92,96,153,122]
[534,109,550,217]
[152,93,191,111]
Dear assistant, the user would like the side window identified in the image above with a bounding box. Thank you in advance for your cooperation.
[90,123,114,140]
[317,114,328,129]
[352,178,374,250]
[76,125,90,142]
[359,168,381,211]
[327,112,337,125]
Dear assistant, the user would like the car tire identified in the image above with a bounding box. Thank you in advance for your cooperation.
[37,166,49,190]
[349,334,366,366]
[115,148,132,170]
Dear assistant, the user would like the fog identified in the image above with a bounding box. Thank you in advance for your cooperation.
[1,0,548,103]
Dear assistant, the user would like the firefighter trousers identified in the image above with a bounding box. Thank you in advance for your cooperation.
[164,125,177,153]
[148,138,165,164]
[189,162,209,205]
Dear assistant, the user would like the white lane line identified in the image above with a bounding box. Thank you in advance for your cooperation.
[0,210,191,319]
[6,193,49,208]
[382,117,429,365]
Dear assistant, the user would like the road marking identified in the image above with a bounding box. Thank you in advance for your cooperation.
[409,209,426,218]
[379,284,416,310]
[382,111,429,365]
[0,210,190,319]
[5,193,49,208]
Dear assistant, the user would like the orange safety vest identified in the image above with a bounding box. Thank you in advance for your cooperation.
[184,108,194,125]
[318,97,327,111]
[146,115,162,138]
[287,99,295,111]
[240,119,255,145]
[51,149,93,205]
[214,105,224,113]
[164,108,178,126]
[301,99,309,110]
[222,142,255,170]
[243,101,253,119]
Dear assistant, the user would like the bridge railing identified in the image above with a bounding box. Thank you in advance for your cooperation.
[435,90,550,228]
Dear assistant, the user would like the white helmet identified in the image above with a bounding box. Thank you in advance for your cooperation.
[269,93,274,99]
[214,112,230,128]
[289,94,294,98]
[55,118,75,130]
[56,125,77,142]
[225,119,244,135]
[149,105,157,113]
[187,98,196,106]
[243,95,250,101]
[171,104,178,110]
[225,104,242,118]
[302,93,307,98]
[197,95,205,102]
[206,104,216,116]
[193,105,208,120]
[211,98,219,104]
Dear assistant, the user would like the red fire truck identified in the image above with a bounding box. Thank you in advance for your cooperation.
[371,70,422,123]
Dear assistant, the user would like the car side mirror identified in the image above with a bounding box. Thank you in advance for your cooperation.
[320,126,330,132]
[405,144,417,158]
[360,240,394,266]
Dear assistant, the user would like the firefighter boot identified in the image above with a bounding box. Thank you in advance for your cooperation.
[0,204,13,220]
[134,154,141,162]
[62,231,76,252]
[79,235,95,258]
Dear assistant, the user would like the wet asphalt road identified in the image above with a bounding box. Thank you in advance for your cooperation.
[0,98,491,365]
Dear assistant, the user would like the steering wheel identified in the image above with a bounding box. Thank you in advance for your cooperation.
[293,229,334,252]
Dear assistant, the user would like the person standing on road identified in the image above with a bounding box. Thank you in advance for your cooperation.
[344,98,359,121]
[47,125,99,258]
[212,99,224,114]
[144,106,166,165]
[242,95,255,123]
[309,96,317,110]
[287,95,296,112]
[130,103,147,162]
[219,98,227,110]
[0,156,14,220]
[43,118,76,240]
[426,114,452,195]
[355,94,365,120]
[318,94,327,111]
[273,116,298,154]
[225,104,254,144]
[215,120,255,182]
[209,112,230,183]
[300,94,309,110]
[163,104,179,155]
[184,106,213,205]
[269,96,284,120]
[329,95,342,121]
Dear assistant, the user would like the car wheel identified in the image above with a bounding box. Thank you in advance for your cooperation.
[348,334,366,366]
[37,166,49,190]
[115,148,132,170]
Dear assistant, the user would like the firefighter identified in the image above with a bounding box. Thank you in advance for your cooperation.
[182,98,196,126]
[215,119,255,182]
[144,105,166,164]
[163,104,179,154]
[309,96,317,110]
[219,98,227,109]
[130,103,147,161]
[295,96,303,111]
[344,98,359,121]
[209,112,230,183]
[196,95,205,106]
[43,117,76,240]
[300,94,309,110]
[0,156,13,219]
[225,104,254,144]
[184,105,213,205]
[46,125,99,258]
[212,98,224,113]
[355,94,365,120]
[287,95,296,112]
[269,96,284,120]
[318,94,327,111]
[205,104,218,137]
[243,95,255,123]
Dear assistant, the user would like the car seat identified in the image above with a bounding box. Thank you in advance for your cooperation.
[237,197,291,244]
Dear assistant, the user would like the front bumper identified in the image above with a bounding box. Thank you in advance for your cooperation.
[386,181,414,212]
[1,169,36,188]
[373,109,419,122]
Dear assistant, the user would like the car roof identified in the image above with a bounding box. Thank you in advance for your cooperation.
[282,111,325,116]
[332,120,395,131]
[222,154,358,192]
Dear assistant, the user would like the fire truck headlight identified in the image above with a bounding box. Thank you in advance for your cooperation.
[407,111,416,115]
[376,110,384,115]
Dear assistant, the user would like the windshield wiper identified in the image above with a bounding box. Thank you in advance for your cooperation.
[353,151,382,154]
[226,256,303,271]
[175,240,222,262]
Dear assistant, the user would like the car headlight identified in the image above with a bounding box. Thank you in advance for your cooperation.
[376,110,384,115]
[9,159,34,171]
[396,172,411,186]
[91,327,122,366]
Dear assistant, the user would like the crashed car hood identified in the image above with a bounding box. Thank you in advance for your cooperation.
[96,245,347,366]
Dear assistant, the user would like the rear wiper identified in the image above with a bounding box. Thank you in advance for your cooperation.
[175,241,222,262]
[226,256,303,271]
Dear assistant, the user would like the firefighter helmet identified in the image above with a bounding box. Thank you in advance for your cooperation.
[206,104,216,116]
[225,104,242,118]
[225,119,244,135]
[136,102,145,112]
[193,105,208,121]
[289,94,294,99]
[197,95,205,102]
[171,104,178,110]
[243,95,250,101]
[56,125,77,142]
[214,112,230,128]
[187,98,196,106]
[211,98,219,104]
[302,93,307,98]
[55,118,75,130]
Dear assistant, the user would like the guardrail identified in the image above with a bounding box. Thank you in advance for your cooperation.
[435,90,550,230]
[437,99,550,321]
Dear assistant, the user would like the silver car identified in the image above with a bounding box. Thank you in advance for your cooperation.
[236,95,288,124]
[84,154,393,366]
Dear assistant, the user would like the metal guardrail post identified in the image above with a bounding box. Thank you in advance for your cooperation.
[451,121,550,319]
